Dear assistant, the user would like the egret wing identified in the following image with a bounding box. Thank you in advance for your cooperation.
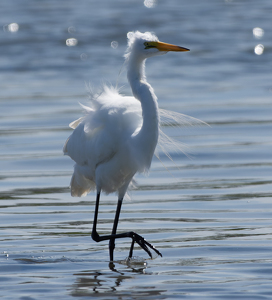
[63,86,143,169]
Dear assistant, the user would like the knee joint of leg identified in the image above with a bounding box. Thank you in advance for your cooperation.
[91,230,100,242]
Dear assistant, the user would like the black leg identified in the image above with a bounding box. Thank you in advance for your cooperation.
[129,239,135,258]
[91,192,101,242]
[109,199,123,261]
[91,193,162,260]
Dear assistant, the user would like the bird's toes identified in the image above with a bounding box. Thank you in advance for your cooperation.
[132,232,161,258]
[142,238,162,257]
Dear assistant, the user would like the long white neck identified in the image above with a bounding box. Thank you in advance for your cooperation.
[127,54,159,171]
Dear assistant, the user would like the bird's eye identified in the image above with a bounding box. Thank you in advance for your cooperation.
[144,42,156,49]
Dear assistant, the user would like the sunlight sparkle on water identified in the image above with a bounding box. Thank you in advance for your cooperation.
[80,53,88,60]
[144,0,157,8]
[127,32,134,39]
[111,41,119,49]
[66,38,78,46]
[4,23,19,32]
[253,27,264,39]
[254,44,264,55]
[68,26,76,34]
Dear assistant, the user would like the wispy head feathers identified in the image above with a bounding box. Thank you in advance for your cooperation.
[124,31,159,60]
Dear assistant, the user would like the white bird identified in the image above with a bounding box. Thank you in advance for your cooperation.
[63,31,190,261]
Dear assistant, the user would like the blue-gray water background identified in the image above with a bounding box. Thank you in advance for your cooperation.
[1,1,272,299]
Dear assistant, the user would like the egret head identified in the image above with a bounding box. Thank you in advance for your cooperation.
[125,31,189,61]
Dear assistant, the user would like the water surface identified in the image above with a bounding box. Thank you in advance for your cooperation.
[1,0,272,299]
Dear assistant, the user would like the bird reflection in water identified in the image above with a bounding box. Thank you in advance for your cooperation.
[70,262,165,297]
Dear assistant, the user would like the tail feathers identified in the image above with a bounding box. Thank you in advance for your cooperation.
[70,167,95,197]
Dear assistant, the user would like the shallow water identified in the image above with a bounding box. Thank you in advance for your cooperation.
[1,0,272,299]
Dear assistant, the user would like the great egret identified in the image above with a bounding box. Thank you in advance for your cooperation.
[63,31,189,261]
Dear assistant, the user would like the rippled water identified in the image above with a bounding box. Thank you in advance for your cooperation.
[1,1,272,299]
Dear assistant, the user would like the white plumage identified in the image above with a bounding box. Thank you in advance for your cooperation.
[63,85,145,197]
[63,31,191,261]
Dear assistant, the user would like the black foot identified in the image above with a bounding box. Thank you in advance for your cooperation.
[92,229,162,260]
[129,232,162,259]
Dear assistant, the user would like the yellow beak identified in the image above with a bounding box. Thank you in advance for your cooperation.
[156,41,190,52]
